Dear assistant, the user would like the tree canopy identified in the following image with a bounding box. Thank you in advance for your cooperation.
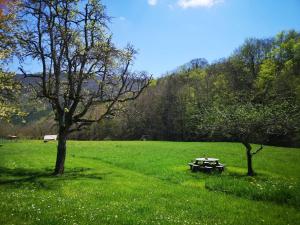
[0,0,24,122]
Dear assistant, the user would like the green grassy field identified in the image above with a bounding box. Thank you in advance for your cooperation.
[0,141,299,225]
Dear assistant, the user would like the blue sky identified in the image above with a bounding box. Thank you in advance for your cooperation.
[102,0,300,76]
[14,0,300,77]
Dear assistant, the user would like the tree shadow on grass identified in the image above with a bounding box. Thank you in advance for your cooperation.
[0,167,111,189]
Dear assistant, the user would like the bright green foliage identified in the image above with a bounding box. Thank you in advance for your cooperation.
[0,0,25,122]
[256,59,277,89]
[257,30,300,102]
[0,70,25,121]
[202,101,297,143]
[0,141,299,225]
[199,31,300,175]
[0,3,18,60]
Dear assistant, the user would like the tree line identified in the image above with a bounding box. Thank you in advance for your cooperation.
[2,30,300,149]
[66,31,300,149]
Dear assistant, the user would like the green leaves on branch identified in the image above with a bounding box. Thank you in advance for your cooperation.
[0,70,26,121]
[0,1,26,122]
[202,101,298,143]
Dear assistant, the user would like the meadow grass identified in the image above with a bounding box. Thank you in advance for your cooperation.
[0,140,299,225]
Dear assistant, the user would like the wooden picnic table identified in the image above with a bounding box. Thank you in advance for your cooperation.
[188,157,225,173]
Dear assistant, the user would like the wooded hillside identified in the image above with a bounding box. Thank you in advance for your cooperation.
[1,30,300,146]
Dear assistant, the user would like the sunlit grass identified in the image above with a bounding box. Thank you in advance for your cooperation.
[0,140,299,224]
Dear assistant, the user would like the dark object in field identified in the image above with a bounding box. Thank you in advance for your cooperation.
[188,158,225,173]
[188,163,200,172]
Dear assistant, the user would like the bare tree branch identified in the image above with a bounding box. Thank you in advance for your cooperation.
[251,144,264,155]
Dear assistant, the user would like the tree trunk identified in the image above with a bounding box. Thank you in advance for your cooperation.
[242,142,254,176]
[54,127,68,175]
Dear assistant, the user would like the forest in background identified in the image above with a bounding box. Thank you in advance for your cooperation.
[1,30,300,147]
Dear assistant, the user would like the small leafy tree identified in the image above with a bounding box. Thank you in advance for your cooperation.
[202,100,298,176]
[0,0,24,122]
[17,0,151,175]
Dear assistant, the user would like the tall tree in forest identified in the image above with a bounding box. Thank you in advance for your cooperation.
[17,0,151,175]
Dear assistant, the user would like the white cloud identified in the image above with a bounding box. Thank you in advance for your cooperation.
[178,0,223,9]
[148,0,158,6]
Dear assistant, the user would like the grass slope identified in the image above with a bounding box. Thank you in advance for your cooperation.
[0,141,299,225]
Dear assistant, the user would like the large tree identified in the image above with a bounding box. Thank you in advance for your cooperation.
[17,0,151,175]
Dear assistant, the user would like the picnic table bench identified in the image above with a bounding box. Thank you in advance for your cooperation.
[188,157,225,173]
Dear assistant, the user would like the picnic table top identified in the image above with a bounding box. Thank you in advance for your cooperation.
[195,158,219,162]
